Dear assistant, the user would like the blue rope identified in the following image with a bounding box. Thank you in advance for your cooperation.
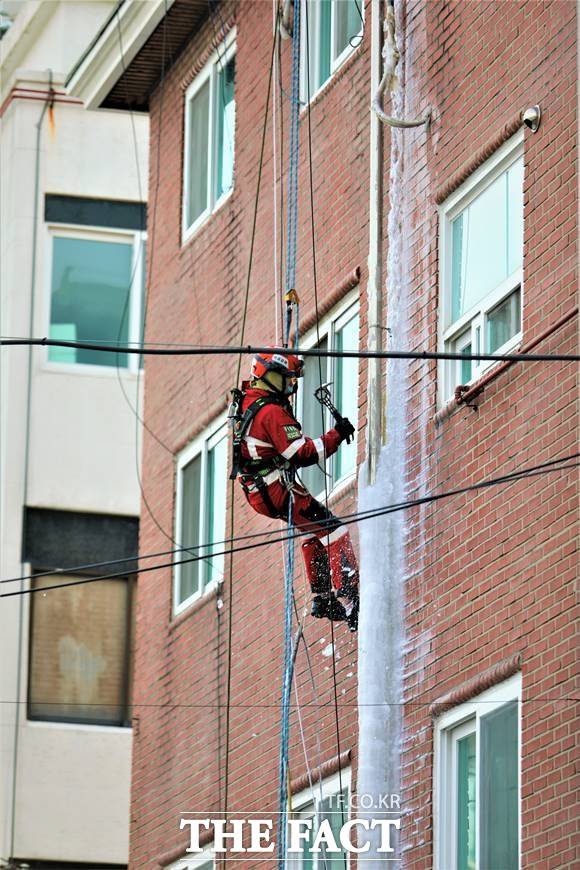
[277,494,296,866]
[284,0,301,305]
[278,3,301,863]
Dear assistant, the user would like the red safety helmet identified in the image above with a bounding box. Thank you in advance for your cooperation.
[250,350,304,394]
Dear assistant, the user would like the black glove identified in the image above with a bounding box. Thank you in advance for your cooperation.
[334,416,355,444]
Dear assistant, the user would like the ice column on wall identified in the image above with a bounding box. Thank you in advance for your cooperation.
[357,85,408,863]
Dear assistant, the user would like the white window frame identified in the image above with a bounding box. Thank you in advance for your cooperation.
[438,133,524,405]
[433,673,522,870]
[298,292,359,498]
[166,845,215,869]
[44,223,146,376]
[300,0,364,104]
[182,29,236,243]
[288,767,352,868]
[173,414,228,615]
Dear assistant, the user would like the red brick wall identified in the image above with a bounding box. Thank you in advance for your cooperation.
[130,0,578,867]
[401,1,578,867]
[131,1,374,866]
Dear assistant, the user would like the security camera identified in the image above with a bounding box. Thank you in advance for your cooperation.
[522,105,541,133]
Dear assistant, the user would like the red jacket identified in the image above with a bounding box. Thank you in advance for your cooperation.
[239,386,342,471]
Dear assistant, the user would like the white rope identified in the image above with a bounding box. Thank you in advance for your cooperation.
[371,4,430,129]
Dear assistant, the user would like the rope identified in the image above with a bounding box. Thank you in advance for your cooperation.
[277,494,297,866]
[277,0,302,862]
[303,3,348,863]
[283,0,302,341]
[223,16,281,858]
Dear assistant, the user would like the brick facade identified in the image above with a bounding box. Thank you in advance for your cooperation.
[130,1,577,867]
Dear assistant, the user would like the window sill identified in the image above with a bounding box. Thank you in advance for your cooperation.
[434,359,511,425]
[170,581,222,630]
[181,187,234,248]
[26,718,132,733]
[434,305,579,423]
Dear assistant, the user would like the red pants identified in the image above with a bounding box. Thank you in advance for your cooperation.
[244,480,359,598]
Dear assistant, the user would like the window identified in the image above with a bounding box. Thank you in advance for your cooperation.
[167,849,214,870]
[289,770,351,868]
[174,419,228,613]
[47,227,145,371]
[183,33,236,239]
[28,575,134,726]
[299,299,359,495]
[301,0,363,101]
[434,674,521,870]
[439,135,524,400]
[167,850,214,870]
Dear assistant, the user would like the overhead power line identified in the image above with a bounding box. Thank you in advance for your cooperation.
[2,337,579,363]
[3,453,577,599]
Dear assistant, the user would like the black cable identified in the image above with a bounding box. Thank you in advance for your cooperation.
[4,336,578,363]
[223,7,282,833]
[4,449,577,587]
[3,697,577,708]
[114,5,173,457]
[3,455,577,599]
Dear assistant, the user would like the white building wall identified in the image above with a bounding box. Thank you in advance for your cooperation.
[0,1,148,864]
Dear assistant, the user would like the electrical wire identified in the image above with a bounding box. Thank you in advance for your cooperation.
[3,336,578,363]
[4,448,576,587]
[3,454,577,597]
[222,8,282,839]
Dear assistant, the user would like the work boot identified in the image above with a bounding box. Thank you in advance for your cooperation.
[310,594,348,622]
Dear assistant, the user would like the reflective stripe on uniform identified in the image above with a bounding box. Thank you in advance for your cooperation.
[243,469,281,491]
[313,437,325,461]
[281,436,307,460]
[245,434,274,459]
[327,525,349,544]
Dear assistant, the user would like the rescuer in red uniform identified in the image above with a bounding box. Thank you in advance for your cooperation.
[230,351,359,631]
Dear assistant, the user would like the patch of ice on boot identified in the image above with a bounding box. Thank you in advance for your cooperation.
[322,643,334,657]
[319,638,326,644]
[347,671,353,678]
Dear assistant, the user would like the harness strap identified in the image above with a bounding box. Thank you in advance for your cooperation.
[230,393,297,480]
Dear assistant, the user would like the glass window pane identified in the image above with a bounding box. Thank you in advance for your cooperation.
[450,173,508,323]
[334,0,361,58]
[480,701,519,870]
[179,454,202,603]
[460,342,472,384]
[49,236,133,367]
[456,732,476,870]
[507,157,524,275]
[487,287,521,353]
[300,337,329,495]
[317,0,332,89]
[186,79,210,228]
[206,433,227,586]
[216,56,235,200]
[320,788,348,866]
[138,239,146,369]
[301,809,315,870]
[334,313,359,482]
[29,576,130,724]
